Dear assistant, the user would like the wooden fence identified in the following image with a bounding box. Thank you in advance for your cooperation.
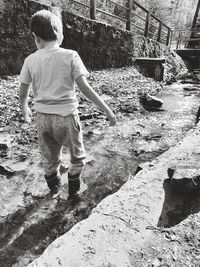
[69,0,172,46]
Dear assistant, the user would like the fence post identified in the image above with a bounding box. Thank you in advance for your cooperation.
[169,30,173,48]
[176,31,180,49]
[90,0,96,20]
[126,0,132,31]
[166,28,171,46]
[157,21,162,42]
[144,11,151,37]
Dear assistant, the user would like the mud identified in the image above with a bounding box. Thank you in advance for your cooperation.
[1,76,200,266]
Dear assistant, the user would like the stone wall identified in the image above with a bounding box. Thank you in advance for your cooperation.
[0,0,46,75]
[0,0,5,17]
[0,0,186,77]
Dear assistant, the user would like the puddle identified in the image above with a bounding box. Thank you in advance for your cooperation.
[157,84,200,112]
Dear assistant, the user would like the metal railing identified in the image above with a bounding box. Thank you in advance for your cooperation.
[170,28,200,49]
[68,0,172,46]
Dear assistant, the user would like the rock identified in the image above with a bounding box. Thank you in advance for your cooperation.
[7,161,29,172]
[183,86,198,91]
[0,165,15,178]
[80,114,93,120]
[100,94,112,101]
[119,104,138,113]
[144,134,162,141]
[165,80,173,85]
[152,258,161,267]
[0,134,13,157]
[139,95,163,112]
[176,71,193,80]
[181,79,200,84]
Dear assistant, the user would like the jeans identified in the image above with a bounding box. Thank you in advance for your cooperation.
[36,113,86,177]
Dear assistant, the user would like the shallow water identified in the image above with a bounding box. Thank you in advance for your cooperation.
[1,82,200,266]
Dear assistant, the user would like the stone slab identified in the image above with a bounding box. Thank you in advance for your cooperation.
[28,125,200,267]
[135,57,166,64]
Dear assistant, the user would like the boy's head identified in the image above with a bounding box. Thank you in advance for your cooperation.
[30,10,63,45]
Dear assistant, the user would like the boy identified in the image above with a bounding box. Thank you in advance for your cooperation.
[19,10,116,200]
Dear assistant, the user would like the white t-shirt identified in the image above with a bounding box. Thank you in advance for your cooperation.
[19,47,89,116]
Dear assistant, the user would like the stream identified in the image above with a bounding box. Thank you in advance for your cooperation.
[0,81,200,267]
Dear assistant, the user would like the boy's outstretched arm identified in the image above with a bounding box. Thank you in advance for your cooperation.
[76,75,116,126]
[19,83,32,123]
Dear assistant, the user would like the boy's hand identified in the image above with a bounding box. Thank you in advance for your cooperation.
[19,83,31,122]
[108,112,117,126]
[22,107,32,123]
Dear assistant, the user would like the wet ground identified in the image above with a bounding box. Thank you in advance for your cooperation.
[0,70,200,266]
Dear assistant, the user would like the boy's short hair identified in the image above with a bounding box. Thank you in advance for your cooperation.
[30,10,63,42]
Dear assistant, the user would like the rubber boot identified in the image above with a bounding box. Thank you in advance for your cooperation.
[68,173,81,201]
[45,172,61,195]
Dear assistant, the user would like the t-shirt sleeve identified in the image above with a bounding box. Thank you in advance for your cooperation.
[18,58,32,84]
[72,52,89,80]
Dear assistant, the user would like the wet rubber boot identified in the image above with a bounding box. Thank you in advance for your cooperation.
[45,172,61,195]
[68,173,81,202]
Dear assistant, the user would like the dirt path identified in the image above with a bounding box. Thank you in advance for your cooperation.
[0,69,200,266]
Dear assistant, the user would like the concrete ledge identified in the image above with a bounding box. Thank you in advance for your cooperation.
[28,125,200,267]
[134,57,165,81]
[135,57,165,64]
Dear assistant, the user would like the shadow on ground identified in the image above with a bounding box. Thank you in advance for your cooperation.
[158,178,200,227]
[0,165,136,267]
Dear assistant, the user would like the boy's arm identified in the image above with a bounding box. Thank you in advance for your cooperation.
[76,75,116,126]
[19,83,32,122]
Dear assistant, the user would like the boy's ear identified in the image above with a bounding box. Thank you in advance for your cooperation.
[32,32,41,43]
